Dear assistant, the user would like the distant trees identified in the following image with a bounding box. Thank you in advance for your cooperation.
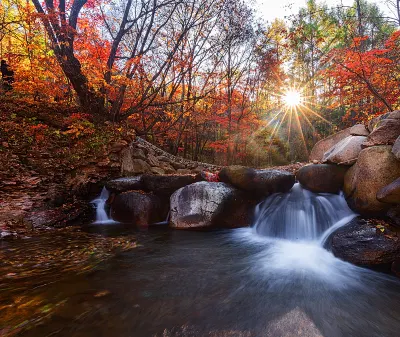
[0,0,398,164]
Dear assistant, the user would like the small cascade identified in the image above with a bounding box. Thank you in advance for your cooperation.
[153,211,171,226]
[91,187,118,224]
[253,183,356,241]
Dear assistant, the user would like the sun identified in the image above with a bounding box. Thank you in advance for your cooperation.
[283,89,303,108]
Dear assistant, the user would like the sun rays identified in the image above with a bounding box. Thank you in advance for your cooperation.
[259,85,333,157]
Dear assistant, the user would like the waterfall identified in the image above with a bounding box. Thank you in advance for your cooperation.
[253,183,356,242]
[91,187,118,224]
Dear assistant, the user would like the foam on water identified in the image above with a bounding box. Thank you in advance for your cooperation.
[91,187,118,225]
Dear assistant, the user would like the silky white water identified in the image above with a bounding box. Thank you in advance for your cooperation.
[253,183,356,241]
[91,187,118,224]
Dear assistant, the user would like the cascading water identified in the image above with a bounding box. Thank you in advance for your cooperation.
[91,187,118,224]
[253,183,356,241]
[236,182,361,287]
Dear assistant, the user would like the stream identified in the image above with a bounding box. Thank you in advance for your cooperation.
[2,185,400,336]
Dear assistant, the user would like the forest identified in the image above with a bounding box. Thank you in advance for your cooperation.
[1,0,399,166]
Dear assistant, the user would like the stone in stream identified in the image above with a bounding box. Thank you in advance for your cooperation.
[330,218,400,267]
[322,135,366,165]
[343,146,400,216]
[170,181,255,230]
[218,166,295,196]
[110,191,167,226]
[296,164,348,194]
[309,127,351,161]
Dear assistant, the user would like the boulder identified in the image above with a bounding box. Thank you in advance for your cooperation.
[170,181,253,230]
[344,146,400,215]
[350,124,369,136]
[367,110,400,132]
[377,178,400,204]
[109,140,128,153]
[322,135,366,165]
[121,148,151,175]
[330,219,400,266]
[219,166,295,196]
[309,127,351,161]
[362,118,400,148]
[392,136,400,160]
[110,191,166,226]
[296,164,348,194]
[105,176,144,193]
[142,174,204,195]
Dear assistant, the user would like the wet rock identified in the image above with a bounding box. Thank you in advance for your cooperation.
[309,127,351,161]
[367,110,400,132]
[170,181,253,230]
[296,164,348,194]
[377,178,400,204]
[344,146,400,215]
[110,191,166,226]
[362,118,400,148]
[322,135,366,165]
[219,166,295,196]
[105,176,144,193]
[330,219,400,266]
[142,174,203,196]
[350,124,369,136]
[121,147,151,175]
[392,136,400,160]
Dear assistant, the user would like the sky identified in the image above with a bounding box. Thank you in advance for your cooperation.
[254,0,390,23]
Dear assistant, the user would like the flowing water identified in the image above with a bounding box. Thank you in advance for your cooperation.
[91,187,118,224]
[3,184,400,336]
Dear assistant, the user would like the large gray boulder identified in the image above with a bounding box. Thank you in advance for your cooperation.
[170,182,253,230]
[344,146,400,215]
[322,135,366,165]
[330,219,400,266]
[296,164,348,194]
[218,166,295,196]
[110,191,167,226]
[309,127,351,161]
